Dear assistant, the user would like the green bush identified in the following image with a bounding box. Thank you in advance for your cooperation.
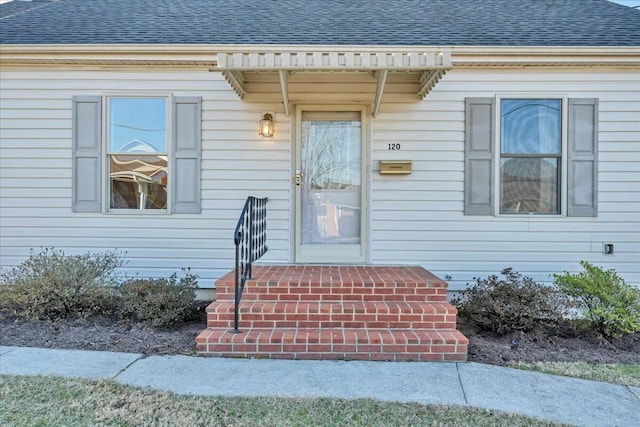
[0,248,122,321]
[119,269,198,328]
[1,248,200,328]
[452,268,568,335]
[554,261,640,339]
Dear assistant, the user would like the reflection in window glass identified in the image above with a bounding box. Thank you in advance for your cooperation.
[301,120,361,190]
[108,98,168,210]
[110,155,167,209]
[500,99,561,214]
[300,112,361,245]
[502,99,561,154]
[500,158,559,214]
[109,98,167,152]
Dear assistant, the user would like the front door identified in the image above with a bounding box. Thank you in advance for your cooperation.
[295,106,367,263]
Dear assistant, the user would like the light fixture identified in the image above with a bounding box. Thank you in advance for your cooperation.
[259,113,274,137]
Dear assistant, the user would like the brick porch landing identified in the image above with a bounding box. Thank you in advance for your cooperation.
[196,266,468,361]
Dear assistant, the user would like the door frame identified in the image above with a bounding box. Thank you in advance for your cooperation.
[292,104,370,264]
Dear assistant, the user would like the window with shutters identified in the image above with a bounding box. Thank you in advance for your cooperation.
[107,97,169,210]
[72,95,202,214]
[499,99,561,214]
[464,97,597,217]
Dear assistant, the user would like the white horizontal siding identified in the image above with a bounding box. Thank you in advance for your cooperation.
[1,67,639,291]
[0,70,290,286]
[372,69,640,289]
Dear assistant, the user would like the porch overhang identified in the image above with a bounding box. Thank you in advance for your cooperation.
[2,46,638,117]
[215,49,452,117]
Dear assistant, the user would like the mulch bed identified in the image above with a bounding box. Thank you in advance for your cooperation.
[460,323,640,366]
[0,314,203,356]
[2,311,639,365]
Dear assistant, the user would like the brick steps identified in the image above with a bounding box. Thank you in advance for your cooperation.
[196,327,468,362]
[197,265,468,362]
[215,265,448,302]
[216,286,447,302]
[206,301,458,330]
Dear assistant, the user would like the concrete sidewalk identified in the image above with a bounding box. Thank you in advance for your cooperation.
[1,345,638,427]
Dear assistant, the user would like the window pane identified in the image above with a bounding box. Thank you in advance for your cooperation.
[501,99,561,154]
[500,158,559,214]
[109,98,167,153]
[301,119,361,190]
[110,155,167,209]
[300,113,361,245]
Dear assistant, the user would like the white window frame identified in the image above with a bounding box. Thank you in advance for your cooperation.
[494,94,569,217]
[103,93,173,214]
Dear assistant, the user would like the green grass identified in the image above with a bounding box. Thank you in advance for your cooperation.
[0,374,566,427]
[510,362,640,386]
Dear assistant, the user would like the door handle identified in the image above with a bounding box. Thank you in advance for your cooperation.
[295,170,304,186]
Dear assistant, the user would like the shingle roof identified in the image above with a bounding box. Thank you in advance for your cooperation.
[0,0,50,19]
[1,0,639,46]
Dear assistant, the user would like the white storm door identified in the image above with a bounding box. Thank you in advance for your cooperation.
[295,107,367,263]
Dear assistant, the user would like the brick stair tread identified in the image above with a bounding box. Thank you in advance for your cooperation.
[217,280,447,289]
[215,266,449,303]
[215,265,448,289]
[215,288,447,303]
[196,327,468,361]
[206,301,458,329]
[216,293,447,303]
[198,327,468,346]
[207,300,458,315]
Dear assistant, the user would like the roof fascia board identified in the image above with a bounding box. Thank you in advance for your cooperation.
[1,45,638,68]
[0,44,218,68]
[451,46,640,68]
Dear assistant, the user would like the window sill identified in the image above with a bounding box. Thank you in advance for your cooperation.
[104,209,170,215]
[497,213,565,218]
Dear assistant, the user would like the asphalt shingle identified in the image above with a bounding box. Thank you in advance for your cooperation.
[1,0,639,46]
[0,0,51,19]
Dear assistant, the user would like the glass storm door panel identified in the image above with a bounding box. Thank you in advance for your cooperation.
[296,109,366,263]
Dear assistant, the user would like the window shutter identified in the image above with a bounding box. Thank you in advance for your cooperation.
[72,96,102,212]
[464,97,495,215]
[172,97,202,214]
[568,98,598,217]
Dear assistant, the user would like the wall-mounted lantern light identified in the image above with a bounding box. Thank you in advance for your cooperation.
[259,113,274,137]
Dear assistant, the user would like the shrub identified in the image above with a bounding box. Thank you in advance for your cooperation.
[0,248,122,321]
[452,268,568,335]
[554,261,640,339]
[119,269,198,328]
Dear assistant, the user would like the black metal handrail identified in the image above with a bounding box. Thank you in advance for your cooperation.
[233,196,268,333]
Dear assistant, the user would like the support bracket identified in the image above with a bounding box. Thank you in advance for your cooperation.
[278,70,290,117]
[372,70,388,118]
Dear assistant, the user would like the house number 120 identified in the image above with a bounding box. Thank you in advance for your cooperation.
[388,143,401,151]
